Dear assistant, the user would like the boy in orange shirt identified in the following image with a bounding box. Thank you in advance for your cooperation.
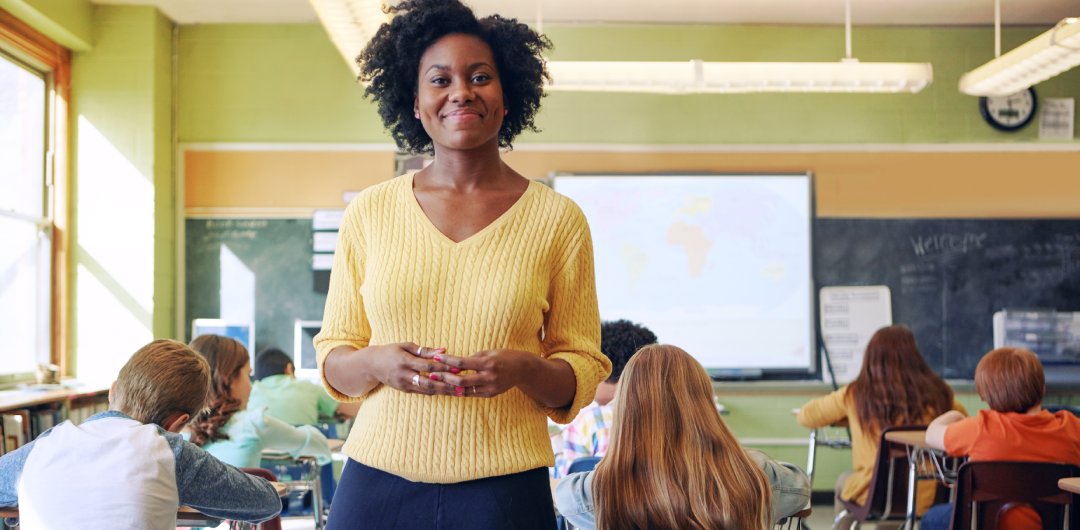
[922,347,1080,530]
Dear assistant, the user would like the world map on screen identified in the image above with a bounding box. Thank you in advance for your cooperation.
[555,175,813,372]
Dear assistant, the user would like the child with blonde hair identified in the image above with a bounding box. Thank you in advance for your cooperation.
[0,339,281,529]
[556,344,810,529]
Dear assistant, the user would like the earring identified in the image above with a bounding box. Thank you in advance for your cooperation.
[503,108,508,116]
[414,111,420,119]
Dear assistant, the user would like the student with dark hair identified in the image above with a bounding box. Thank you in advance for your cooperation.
[552,319,656,477]
[249,347,357,427]
[797,325,966,522]
[188,335,331,470]
[314,0,610,528]
[0,340,281,529]
[921,347,1080,530]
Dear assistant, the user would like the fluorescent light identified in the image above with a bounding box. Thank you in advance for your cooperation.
[309,0,390,76]
[310,0,933,95]
[547,59,933,94]
[960,17,1080,97]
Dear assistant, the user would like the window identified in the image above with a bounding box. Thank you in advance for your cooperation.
[0,9,69,384]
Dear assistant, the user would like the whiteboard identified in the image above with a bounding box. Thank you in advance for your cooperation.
[554,174,814,376]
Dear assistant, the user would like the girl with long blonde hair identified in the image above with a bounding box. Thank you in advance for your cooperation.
[556,344,810,530]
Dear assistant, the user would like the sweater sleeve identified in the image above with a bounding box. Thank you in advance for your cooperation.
[314,200,371,402]
[543,211,611,424]
[796,386,850,429]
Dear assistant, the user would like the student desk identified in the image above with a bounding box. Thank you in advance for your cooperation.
[1059,477,1080,495]
[883,430,963,530]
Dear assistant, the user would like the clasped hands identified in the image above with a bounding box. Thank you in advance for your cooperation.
[378,342,533,398]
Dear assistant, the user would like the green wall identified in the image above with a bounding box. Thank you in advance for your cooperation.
[68,4,175,381]
[0,0,91,50]
[178,23,1080,145]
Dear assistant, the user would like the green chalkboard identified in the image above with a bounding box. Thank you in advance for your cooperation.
[184,218,327,359]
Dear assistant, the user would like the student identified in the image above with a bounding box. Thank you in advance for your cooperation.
[921,347,1080,530]
[552,319,656,478]
[0,339,281,530]
[248,347,356,507]
[188,335,331,470]
[555,344,810,530]
[797,325,966,520]
[248,347,358,429]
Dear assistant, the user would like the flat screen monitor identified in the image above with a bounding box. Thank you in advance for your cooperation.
[191,319,255,363]
[294,320,322,379]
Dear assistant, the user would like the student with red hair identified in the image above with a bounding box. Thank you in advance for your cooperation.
[922,347,1080,530]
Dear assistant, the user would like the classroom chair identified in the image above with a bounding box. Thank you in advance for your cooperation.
[834,425,934,530]
[946,461,1080,530]
[260,451,325,530]
[777,507,813,530]
[558,456,602,530]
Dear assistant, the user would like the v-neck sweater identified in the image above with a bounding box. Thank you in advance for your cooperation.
[315,173,610,483]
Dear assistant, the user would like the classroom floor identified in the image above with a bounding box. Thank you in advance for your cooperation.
[277,503,843,529]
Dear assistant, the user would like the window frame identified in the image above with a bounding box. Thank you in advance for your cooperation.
[0,7,70,385]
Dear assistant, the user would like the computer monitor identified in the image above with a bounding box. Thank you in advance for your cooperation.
[191,319,255,359]
[293,320,322,379]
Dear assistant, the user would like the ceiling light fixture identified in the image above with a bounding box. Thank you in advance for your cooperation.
[309,0,390,76]
[959,0,1080,97]
[310,0,931,94]
[545,0,932,94]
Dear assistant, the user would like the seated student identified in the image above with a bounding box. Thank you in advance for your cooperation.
[187,335,331,470]
[248,347,356,508]
[921,347,1080,530]
[555,344,810,529]
[797,324,966,521]
[551,319,656,478]
[248,347,358,431]
[0,339,281,530]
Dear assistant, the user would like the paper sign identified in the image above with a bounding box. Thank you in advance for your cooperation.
[819,286,893,385]
[1040,98,1075,140]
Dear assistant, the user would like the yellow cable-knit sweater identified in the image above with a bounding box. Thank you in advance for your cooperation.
[315,173,611,483]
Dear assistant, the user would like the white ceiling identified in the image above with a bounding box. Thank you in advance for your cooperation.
[91,0,1077,26]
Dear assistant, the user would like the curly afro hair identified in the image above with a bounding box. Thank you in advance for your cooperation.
[357,0,551,154]
[601,319,657,383]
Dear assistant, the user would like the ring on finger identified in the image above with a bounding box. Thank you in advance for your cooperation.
[471,386,477,395]
[416,346,424,357]
[411,373,421,387]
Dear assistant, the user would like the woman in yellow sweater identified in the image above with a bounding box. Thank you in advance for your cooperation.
[797,325,965,526]
[313,1,610,528]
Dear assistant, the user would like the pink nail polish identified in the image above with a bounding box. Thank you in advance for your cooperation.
[455,386,464,394]
[429,373,439,381]
[433,354,443,362]
[450,367,460,374]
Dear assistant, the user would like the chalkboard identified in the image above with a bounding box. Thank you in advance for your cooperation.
[184,219,326,360]
[816,218,1080,380]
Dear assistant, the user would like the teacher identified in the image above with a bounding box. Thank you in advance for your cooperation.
[314,0,611,528]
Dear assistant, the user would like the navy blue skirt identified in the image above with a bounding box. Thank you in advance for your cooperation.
[327,459,557,530]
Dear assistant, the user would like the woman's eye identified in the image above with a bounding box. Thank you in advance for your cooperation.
[430,76,449,85]
[472,73,491,83]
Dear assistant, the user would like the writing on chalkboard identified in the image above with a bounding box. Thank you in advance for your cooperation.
[909,232,987,257]
[817,218,1080,380]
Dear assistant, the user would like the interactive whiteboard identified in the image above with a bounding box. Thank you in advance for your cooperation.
[554,174,815,377]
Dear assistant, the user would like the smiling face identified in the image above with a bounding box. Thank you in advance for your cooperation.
[415,33,505,153]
